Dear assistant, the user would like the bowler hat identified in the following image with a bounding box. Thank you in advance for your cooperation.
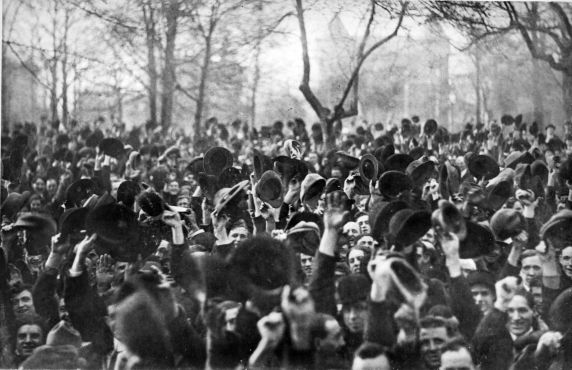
[99,138,125,158]
[1,191,31,220]
[359,154,381,182]
[185,157,204,176]
[501,114,514,126]
[219,167,245,189]
[424,119,438,136]
[384,153,414,173]
[198,173,220,201]
[388,209,431,248]
[286,221,321,257]
[338,274,370,305]
[85,130,104,148]
[137,191,166,217]
[253,149,273,180]
[117,180,144,209]
[374,144,395,164]
[13,213,57,237]
[378,171,412,198]
[466,271,495,291]
[490,209,525,241]
[335,151,360,170]
[460,222,495,258]
[66,179,97,207]
[468,154,499,180]
[369,199,408,242]
[540,210,572,251]
[325,178,342,194]
[406,156,436,187]
[59,207,89,238]
[255,170,284,208]
[213,180,249,217]
[274,156,308,185]
[300,173,325,203]
[485,180,513,211]
[204,147,233,176]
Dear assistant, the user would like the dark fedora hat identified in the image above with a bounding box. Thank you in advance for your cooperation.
[286,221,321,257]
[99,138,125,158]
[369,199,409,242]
[324,178,342,194]
[185,157,204,177]
[219,167,245,189]
[300,173,326,203]
[273,156,308,185]
[530,160,549,184]
[490,208,525,241]
[406,156,436,187]
[13,213,57,237]
[388,209,431,248]
[460,222,495,258]
[501,114,515,126]
[198,173,220,201]
[374,144,395,163]
[66,179,98,208]
[85,129,104,148]
[204,146,233,176]
[86,203,142,261]
[468,154,499,180]
[1,191,31,220]
[559,158,572,183]
[384,153,414,173]
[485,180,513,211]
[253,149,274,180]
[59,207,89,238]
[540,210,572,251]
[359,154,382,182]
[335,151,360,170]
[378,170,413,198]
[117,180,144,209]
[424,119,438,136]
[213,180,250,217]
[548,287,572,333]
[255,170,284,208]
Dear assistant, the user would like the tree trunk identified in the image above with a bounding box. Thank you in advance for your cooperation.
[160,0,179,130]
[531,58,544,125]
[143,2,158,126]
[475,52,481,124]
[194,30,213,143]
[563,71,572,120]
[250,41,262,130]
[2,49,10,128]
[61,8,70,129]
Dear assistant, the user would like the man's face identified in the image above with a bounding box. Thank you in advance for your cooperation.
[46,179,57,195]
[13,290,35,318]
[300,254,313,278]
[342,300,367,334]
[348,249,365,274]
[506,295,534,337]
[168,181,180,196]
[177,197,190,208]
[440,347,475,370]
[520,255,542,286]
[559,246,572,278]
[470,284,494,316]
[33,179,45,193]
[530,286,543,311]
[317,319,345,353]
[356,236,375,250]
[15,324,43,358]
[547,127,555,136]
[420,326,449,369]
[224,306,240,333]
[331,168,342,179]
[343,222,360,241]
[356,216,370,235]
[229,227,248,247]
[30,199,42,212]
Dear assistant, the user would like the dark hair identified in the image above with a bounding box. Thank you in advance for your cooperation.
[354,342,386,360]
[11,282,33,297]
[519,249,539,265]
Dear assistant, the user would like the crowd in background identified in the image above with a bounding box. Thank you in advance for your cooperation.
[1,113,572,370]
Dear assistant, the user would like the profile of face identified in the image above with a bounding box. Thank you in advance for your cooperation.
[300,254,313,278]
[12,290,35,319]
[342,300,367,334]
[470,284,494,316]
[343,222,360,242]
[356,215,370,235]
[229,226,248,247]
[520,255,542,287]
[15,324,43,358]
[440,346,475,370]
[224,306,240,333]
[316,318,345,353]
[420,326,449,369]
[348,249,365,274]
[559,246,572,279]
[506,295,534,337]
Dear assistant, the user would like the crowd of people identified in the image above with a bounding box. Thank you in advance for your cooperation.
[1,113,572,370]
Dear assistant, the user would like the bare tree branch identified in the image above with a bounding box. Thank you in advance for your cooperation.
[549,2,572,42]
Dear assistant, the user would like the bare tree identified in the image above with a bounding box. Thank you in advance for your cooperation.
[296,0,409,149]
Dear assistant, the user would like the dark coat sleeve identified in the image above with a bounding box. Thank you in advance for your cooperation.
[308,252,337,316]
[32,268,61,328]
[472,308,514,370]
[449,275,482,340]
[364,301,397,348]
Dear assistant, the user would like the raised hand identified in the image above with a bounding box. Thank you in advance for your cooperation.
[50,233,73,255]
[162,209,183,228]
[323,191,350,230]
[494,276,521,312]
[96,254,115,291]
